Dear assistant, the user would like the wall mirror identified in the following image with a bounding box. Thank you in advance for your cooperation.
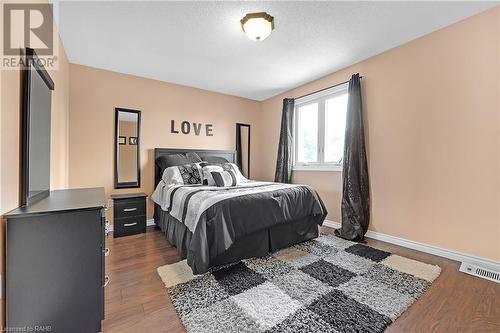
[22,47,54,205]
[115,108,141,188]
[236,123,250,178]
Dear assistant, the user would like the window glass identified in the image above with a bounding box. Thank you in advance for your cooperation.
[296,103,318,163]
[325,94,348,163]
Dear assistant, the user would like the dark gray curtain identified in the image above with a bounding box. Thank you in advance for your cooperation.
[274,98,295,183]
[335,74,370,241]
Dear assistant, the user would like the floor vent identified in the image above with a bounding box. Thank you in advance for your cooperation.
[459,262,500,283]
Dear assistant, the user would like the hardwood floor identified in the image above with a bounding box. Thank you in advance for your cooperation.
[103,226,500,333]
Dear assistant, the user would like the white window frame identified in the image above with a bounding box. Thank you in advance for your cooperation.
[293,82,348,172]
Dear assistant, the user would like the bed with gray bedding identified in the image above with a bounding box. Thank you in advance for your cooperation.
[152,148,327,274]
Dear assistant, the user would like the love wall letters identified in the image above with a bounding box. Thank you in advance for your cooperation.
[170,120,213,136]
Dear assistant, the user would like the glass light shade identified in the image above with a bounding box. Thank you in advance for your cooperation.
[241,12,274,41]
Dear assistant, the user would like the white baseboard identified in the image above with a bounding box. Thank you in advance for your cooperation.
[323,220,500,272]
[322,220,342,229]
[106,219,155,232]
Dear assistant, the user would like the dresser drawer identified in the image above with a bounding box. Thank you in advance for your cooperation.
[114,216,146,236]
[114,198,146,219]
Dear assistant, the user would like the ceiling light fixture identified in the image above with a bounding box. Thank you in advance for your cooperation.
[240,12,274,41]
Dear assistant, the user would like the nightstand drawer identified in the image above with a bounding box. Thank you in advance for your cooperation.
[114,198,146,219]
[114,216,146,236]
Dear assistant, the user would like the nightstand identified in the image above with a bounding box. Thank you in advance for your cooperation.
[111,193,147,237]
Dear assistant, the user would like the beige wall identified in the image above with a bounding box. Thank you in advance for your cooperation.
[0,10,497,324]
[67,8,500,261]
[0,35,3,329]
[258,7,500,261]
[0,2,71,325]
[68,64,261,220]
[1,9,70,210]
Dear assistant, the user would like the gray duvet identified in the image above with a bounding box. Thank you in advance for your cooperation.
[152,181,327,273]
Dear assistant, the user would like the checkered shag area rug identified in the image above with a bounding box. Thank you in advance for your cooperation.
[157,233,441,333]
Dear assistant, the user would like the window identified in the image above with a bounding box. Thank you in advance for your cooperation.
[296,102,318,163]
[293,83,348,171]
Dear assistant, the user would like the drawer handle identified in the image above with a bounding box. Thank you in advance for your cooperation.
[104,248,110,256]
[104,275,110,287]
[124,222,138,227]
[123,208,137,212]
[105,221,111,237]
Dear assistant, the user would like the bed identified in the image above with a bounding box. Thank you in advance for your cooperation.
[152,148,327,274]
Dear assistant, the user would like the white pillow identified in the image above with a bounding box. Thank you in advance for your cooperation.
[223,163,248,183]
[162,163,203,185]
[202,165,223,186]
[161,166,184,186]
[211,169,240,187]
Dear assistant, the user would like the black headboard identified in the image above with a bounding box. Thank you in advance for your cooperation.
[154,148,236,188]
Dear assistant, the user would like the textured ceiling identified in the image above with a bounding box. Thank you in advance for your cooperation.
[54,1,498,101]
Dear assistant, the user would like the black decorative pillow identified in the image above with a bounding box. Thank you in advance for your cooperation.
[203,156,229,164]
[185,152,202,163]
[210,170,238,187]
[177,164,202,184]
[156,154,202,179]
[199,162,217,168]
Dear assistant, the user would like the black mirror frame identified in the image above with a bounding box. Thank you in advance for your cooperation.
[21,47,55,206]
[235,123,251,179]
[114,107,141,189]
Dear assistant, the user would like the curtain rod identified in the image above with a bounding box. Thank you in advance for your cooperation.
[294,76,363,101]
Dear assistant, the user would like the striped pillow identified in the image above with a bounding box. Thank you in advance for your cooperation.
[201,165,224,186]
[210,170,238,187]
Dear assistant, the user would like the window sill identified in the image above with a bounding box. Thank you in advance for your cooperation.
[292,165,343,172]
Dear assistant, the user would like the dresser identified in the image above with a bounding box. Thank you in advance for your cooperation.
[5,188,107,333]
[111,193,147,237]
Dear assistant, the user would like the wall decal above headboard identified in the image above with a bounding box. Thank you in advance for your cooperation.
[170,120,213,136]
